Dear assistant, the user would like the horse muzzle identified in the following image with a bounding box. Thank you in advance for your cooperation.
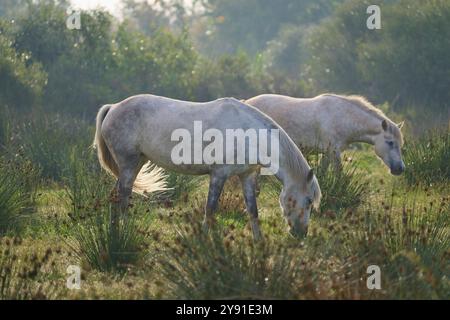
[289,224,308,238]
[390,162,405,175]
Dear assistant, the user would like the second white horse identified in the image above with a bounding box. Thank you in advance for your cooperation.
[245,94,405,175]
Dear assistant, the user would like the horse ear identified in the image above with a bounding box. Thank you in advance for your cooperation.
[397,121,404,129]
[307,168,314,183]
[381,119,388,131]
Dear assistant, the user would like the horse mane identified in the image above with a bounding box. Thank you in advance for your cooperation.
[320,93,403,143]
[321,93,386,119]
[279,131,322,209]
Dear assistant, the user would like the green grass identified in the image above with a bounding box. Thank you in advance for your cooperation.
[0,116,448,299]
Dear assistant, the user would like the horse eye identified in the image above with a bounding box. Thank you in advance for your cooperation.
[386,141,394,147]
[306,198,312,206]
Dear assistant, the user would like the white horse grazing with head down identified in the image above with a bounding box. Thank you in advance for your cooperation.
[245,94,405,175]
[94,94,321,239]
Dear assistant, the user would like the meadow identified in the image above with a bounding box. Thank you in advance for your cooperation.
[0,110,448,299]
[0,0,449,300]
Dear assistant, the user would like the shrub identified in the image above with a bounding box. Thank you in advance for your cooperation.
[403,127,450,186]
[0,28,47,112]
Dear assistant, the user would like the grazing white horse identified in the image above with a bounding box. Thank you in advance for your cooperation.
[245,94,405,175]
[94,94,321,239]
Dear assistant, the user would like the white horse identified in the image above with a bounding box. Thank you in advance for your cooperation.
[245,94,405,175]
[94,94,321,239]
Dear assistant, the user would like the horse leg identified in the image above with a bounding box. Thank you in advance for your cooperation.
[202,172,227,232]
[240,171,262,241]
[255,167,261,197]
[111,155,143,234]
[331,149,342,171]
[323,148,342,171]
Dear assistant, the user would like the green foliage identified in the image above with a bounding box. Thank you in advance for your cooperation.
[197,0,344,55]
[303,0,450,113]
[403,127,450,186]
[0,26,47,111]
[113,26,197,101]
[193,52,265,100]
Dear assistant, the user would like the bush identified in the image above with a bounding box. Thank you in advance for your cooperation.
[0,25,47,111]
[193,52,266,101]
[302,0,450,113]
[403,127,450,186]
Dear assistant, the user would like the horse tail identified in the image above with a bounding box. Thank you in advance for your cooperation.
[93,104,119,178]
[94,104,169,196]
[133,162,169,196]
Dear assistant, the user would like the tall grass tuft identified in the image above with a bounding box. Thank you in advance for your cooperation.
[162,171,203,202]
[12,113,93,182]
[67,205,150,272]
[63,147,151,272]
[403,127,450,186]
[0,106,13,147]
[0,155,39,235]
[314,156,369,212]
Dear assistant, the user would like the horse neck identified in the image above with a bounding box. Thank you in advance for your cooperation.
[274,136,308,189]
[340,105,384,146]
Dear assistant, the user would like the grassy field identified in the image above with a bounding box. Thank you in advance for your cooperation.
[0,117,449,300]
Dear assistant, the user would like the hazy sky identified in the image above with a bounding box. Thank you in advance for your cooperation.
[71,0,124,17]
[70,0,194,17]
